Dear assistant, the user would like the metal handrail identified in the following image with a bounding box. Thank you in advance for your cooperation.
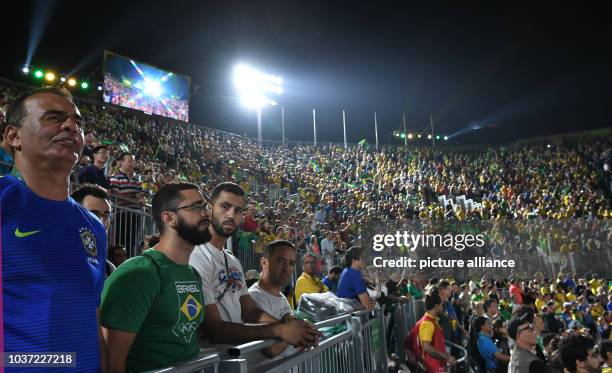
[227,313,353,358]
[143,352,221,373]
[446,341,468,363]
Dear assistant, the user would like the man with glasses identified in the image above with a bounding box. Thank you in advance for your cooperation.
[1,87,106,372]
[71,183,117,276]
[558,334,604,373]
[190,182,320,350]
[78,145,110,189]
[101,182,211,372]
[507,313,547,373]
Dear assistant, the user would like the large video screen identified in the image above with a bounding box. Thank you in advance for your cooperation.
[103,51,190,121]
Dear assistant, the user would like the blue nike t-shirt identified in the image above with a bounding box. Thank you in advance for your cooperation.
[1,175,106,372]
[336,267,367,299]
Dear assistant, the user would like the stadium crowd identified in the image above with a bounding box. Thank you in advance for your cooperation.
[0,78,611,372]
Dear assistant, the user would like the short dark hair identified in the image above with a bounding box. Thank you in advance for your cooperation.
[108,244,125,256]
[425,291,442,311]
[71,184,110,204]
[152,182,200,234]
[438,280,450,289]
[264,240,295,258]
[5,87,73,128]
[92,145,108,155]
[117,152,133,162]
[211,181,244,202]
[484,298,498,311]
[329,266,342,275]
[342,246,362,268]
[542,333,559,348]
[558,334,596,372]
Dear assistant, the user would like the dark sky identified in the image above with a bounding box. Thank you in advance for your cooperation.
[2,1,611,144]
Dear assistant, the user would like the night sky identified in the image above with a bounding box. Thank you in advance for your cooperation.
[2,1,611,144]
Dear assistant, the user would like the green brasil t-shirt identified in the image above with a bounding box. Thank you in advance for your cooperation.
[101,248,205,372]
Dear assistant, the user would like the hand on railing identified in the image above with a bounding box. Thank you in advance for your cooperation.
[277,319,322,350]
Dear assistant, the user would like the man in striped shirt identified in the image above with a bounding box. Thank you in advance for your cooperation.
[109,151,145,254]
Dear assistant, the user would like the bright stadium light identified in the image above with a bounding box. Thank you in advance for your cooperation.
[400,133,406,139]
[427,134,432,140]
[45,72,56,82]
[418,134,422,139]
[143,78,162,97]
[21,65,30,74]
[60,77,66,82]
[233,63,283,146]
[34,69,44,79]
[97,85,103,91]
[436,135,441,140]
[67,78,77,87]
[407,133,413,139]
[81,81,89,89]
[444,136,448,141]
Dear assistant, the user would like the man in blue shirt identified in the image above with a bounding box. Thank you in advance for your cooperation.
[336,246,373,310]
[477,317,510,372]
[322,266,341,294]
[1,87,106,372]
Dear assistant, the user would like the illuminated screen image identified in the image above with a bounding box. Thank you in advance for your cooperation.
[103,51,190,121]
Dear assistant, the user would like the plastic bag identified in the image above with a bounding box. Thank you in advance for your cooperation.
[297,292,363,322]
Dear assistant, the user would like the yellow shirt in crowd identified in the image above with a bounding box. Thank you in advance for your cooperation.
[292,272,328,309]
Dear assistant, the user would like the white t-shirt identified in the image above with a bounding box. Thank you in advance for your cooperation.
[190,242,248,323]
[248,282,297,362]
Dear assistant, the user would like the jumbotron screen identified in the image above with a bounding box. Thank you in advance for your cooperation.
[103,51,190,121]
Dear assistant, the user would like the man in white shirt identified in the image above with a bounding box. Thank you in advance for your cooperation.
[320,231,336,271]
[190,182,320,349]
[249,240,299,361]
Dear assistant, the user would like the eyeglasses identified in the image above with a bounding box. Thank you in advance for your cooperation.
[167,200,209,213]
[517,324,535,334]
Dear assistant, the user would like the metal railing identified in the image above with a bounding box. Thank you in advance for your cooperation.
[144,352,221,373]
[151,308,389,373]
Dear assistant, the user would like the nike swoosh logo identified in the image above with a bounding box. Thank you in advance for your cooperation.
[15,228,42,238]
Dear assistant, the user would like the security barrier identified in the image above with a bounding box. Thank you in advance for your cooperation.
[151,309,389,373]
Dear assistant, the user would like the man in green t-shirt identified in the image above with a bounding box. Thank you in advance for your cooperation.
[101,182,212,372]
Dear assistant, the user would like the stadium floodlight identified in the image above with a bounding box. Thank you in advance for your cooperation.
[34,69,44,79]
[60,77,66,83]
[418,134,422,139]
[67,78,77,87]
[427,134,432,140]
[233,63,283,146]
[81,81,89,89]
[21,65,30,74]
[97,85,103,91]
[444,136,448,141]
[45,72,56,82]
[407,133,413,139]
[436,135,441,140]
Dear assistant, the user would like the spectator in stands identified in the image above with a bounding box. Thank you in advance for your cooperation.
[79,145,110,188]
[82,129,96,158]
[71,184,117,276]
[507,313,547,372]
[109,151,144,254]
[476,316,510,373]
[557,334,603,373]
[241,204,259,232]
[320,230,336,271]
[292,252,328,308]
[248,240,299,360]
[492,319,511,371]
[0,123,14,175]
[510,278,524,307]
[1,87,106,371]
[322,266,342,294]
[101,182,210,372]
[190,182,320,348]
[337,246,374,310]
[406,289,456,372]
[485,298,500,320]
[108,245,128,268]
